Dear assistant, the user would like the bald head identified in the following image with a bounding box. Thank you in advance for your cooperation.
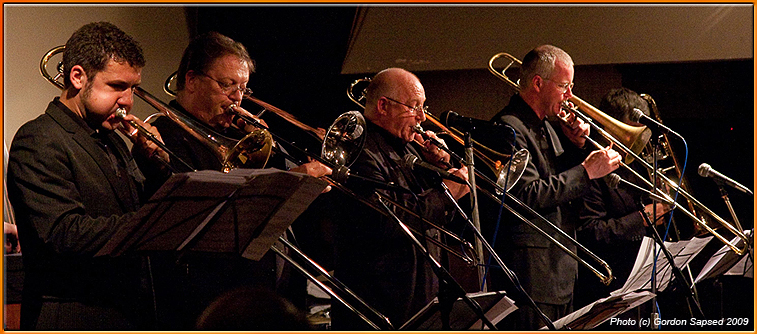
[364,67,426,142]
[365,68,420,115]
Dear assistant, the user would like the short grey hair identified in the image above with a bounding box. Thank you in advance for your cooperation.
[519,45,573,90]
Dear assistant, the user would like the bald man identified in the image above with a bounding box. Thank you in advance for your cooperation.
[331,68,469,329]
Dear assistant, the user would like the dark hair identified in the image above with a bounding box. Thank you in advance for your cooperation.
[62,22,145,89]
[176,31,255,90]
[195,287,313,330]
[599,87,650,123]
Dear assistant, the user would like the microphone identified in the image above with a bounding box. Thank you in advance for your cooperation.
[630,108,680,137]
[441,110,510,133]
[403,153,468,185]
[698,163,753,195]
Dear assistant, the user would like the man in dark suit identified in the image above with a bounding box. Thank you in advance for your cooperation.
[7,22,169,330]
[331,67,469,329]
[488,45,621,330]
[136,31,331,329]
[574,87,669,325]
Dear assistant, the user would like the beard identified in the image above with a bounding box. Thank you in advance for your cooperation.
[80,82,118,131]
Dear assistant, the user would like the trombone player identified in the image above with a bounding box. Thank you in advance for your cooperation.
[574,87,671,327]
[134,31,332,329]
[331,67,469,329]
[488,45,621,330]
[7,22,170,330]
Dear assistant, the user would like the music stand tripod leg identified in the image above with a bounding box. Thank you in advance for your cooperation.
[375,194,497,330]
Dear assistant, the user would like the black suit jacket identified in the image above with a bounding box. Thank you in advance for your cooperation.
[7,98,154,329]
[331,121,453,329]
[574,166,648,307]
[488,94,590,305]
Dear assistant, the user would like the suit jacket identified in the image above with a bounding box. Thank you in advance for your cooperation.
[135,100,302,329]
[7,98,154,330]
[331,121,453,329]
[574,166,648,307]
[488,94,590,305]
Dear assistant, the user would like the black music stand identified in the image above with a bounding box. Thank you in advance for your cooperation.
[97,168,329,260]
[400,290,516,330]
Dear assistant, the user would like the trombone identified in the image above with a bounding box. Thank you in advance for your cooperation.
[40,45,273,173]
[489,52,749,255]
[164,71,327,142]
[347,78,614,285]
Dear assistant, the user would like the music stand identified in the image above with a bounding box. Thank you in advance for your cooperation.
[543,291,655,330]
[97,168,329,260]
[400,290,516,330]
[695,230,753,283]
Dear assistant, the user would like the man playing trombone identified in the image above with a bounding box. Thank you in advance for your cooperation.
[7,22,170,330]
[574,87,670,327]
[135,31,332,329]
[331,67,469,329]
[488,45,621,330]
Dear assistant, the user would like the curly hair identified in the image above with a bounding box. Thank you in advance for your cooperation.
[62,22,145,89]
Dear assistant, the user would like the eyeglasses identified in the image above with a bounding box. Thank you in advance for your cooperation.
[197,71,252,96]
[383,96,428,116]
[545,78,574,93]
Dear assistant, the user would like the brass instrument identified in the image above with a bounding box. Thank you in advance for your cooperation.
[165,71,326,141]
[347,78,529,193]
[41,46,273,173]
[347,77,614,285]
[211,92,480,267]
[488,52,749,255]
[488,53,651,164]
[320,110,479,266]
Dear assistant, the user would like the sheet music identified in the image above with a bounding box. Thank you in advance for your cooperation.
[543,291,655,330]
[400,290,516,330]
[470,293,517,329]
[694,230,753,284]
[612,236,713,296]
[726,254,753,278]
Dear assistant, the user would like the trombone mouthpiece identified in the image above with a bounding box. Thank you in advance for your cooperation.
[114,108,127,119]
[412,124,425,134]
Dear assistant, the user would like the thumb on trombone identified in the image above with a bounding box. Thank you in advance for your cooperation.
[581,143,621,180]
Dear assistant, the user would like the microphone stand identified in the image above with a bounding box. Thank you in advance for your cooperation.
[638,201,706,319]
[715,180,754,261]
[649,133,660,329]
[463,132,487,292]
[438,183,556,330]
[375,194,497,330]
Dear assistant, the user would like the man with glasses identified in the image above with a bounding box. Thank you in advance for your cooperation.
[331,67,469,329]
[139,31,330,329]
[487,45,621,330]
